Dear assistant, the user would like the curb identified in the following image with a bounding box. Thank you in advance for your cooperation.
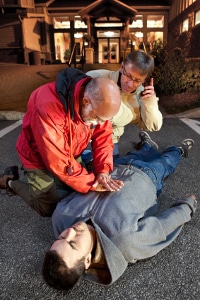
[0,111,25,121]
[0,108,200,121]
[163,107,200,119]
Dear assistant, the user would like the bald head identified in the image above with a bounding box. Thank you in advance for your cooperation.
[84,77,121,120]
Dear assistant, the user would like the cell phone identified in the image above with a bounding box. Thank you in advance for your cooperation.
[144,76,153,87]
[141,76,153,96]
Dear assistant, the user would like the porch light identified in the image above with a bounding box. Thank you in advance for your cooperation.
[104,31,114,37]
[74,32,83,38]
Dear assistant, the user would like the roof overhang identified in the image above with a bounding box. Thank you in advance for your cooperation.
[79,0,137,24]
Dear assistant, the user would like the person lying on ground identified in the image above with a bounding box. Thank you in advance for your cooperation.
[42,132,197,290]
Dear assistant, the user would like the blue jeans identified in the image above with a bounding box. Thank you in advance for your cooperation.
[81,143,120,163]
[115,142,181,195]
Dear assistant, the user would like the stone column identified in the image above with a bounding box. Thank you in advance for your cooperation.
[85,48,94,64]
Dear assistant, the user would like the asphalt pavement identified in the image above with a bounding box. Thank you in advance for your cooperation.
[0,63,200,300]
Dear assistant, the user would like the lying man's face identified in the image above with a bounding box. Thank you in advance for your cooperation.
[50,221,96,269]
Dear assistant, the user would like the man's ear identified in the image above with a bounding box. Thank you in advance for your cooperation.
[82,96,91,107]
[84,253,92,270]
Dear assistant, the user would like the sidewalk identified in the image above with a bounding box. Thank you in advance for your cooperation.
[1,63,200,120]
[161,106,200,119]
[1,107,200,121]
[0,63,65,113]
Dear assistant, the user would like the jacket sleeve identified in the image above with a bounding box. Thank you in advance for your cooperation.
[30,103,95,193]
[91,120,114,174]
[124,196,196,261]
[138,92,163,132]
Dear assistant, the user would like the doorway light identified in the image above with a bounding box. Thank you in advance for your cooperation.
[104,31,114,37]
[135,32,143,38]
[74,32,83,38]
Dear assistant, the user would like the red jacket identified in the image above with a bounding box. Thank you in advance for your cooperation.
[16,69,114,193]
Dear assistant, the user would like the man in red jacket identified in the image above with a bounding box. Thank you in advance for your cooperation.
[0,68,123,217]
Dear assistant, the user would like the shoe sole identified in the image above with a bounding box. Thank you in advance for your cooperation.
[139,131,159,150]
[139,131,151,140]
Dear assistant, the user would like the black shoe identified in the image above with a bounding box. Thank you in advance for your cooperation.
[178,139,194,157]
[0,166,19,195]
[3,166,19,180]
[137,131,159,150]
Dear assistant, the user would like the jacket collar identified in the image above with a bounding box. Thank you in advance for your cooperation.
[56,67,90,119]
[83,221,128,285]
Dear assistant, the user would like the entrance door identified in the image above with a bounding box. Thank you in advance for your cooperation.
[98,38,119,63]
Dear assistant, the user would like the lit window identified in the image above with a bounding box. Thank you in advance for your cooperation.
[182,19,189,32]
[127,32,143,51]
[53,17,70,29]
[134,32,143,39]
[195,10,200,25]
[129,15,143,28]
[74,33,83,38]
[74,16,87,29]
[147,15,164,28]
[95,22,122,27]
[97,31,120,38]
[54,32,71,63]
[147,32,163,43]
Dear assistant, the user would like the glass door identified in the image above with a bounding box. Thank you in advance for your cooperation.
[98,38,119,63]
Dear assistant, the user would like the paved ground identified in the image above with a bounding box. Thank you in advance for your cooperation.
[0,63,200,300]
[0,119,199,300]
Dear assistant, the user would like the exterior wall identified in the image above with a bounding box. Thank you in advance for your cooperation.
[0,15,24,63]
[0,1,199,63]
[0,1,52,64]
[24,6,52,64]
[0,0,34,9]
[168,0,200,57]
[22,17,46,64]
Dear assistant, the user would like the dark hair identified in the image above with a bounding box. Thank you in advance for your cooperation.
[124,50,154,76]
[42,250,85,291]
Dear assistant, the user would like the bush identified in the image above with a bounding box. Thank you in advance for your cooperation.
[152,46,200,96]
[182,60,200,93]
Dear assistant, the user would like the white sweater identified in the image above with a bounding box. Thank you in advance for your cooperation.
[87,69,163,143]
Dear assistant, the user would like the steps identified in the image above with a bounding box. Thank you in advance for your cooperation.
[0,63,120,112]
[82,63,120,73]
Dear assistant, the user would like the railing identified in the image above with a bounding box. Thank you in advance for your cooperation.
[68,43,77,67]
[68,43,86,70]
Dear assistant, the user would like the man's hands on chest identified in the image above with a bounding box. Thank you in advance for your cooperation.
[91,173,124,192]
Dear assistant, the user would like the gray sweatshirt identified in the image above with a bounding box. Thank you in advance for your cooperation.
[52,165,196,285]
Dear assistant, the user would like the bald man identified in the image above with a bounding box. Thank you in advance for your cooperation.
[0,68,123,217]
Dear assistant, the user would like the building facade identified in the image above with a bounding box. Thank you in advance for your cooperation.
[0,0,199,65]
